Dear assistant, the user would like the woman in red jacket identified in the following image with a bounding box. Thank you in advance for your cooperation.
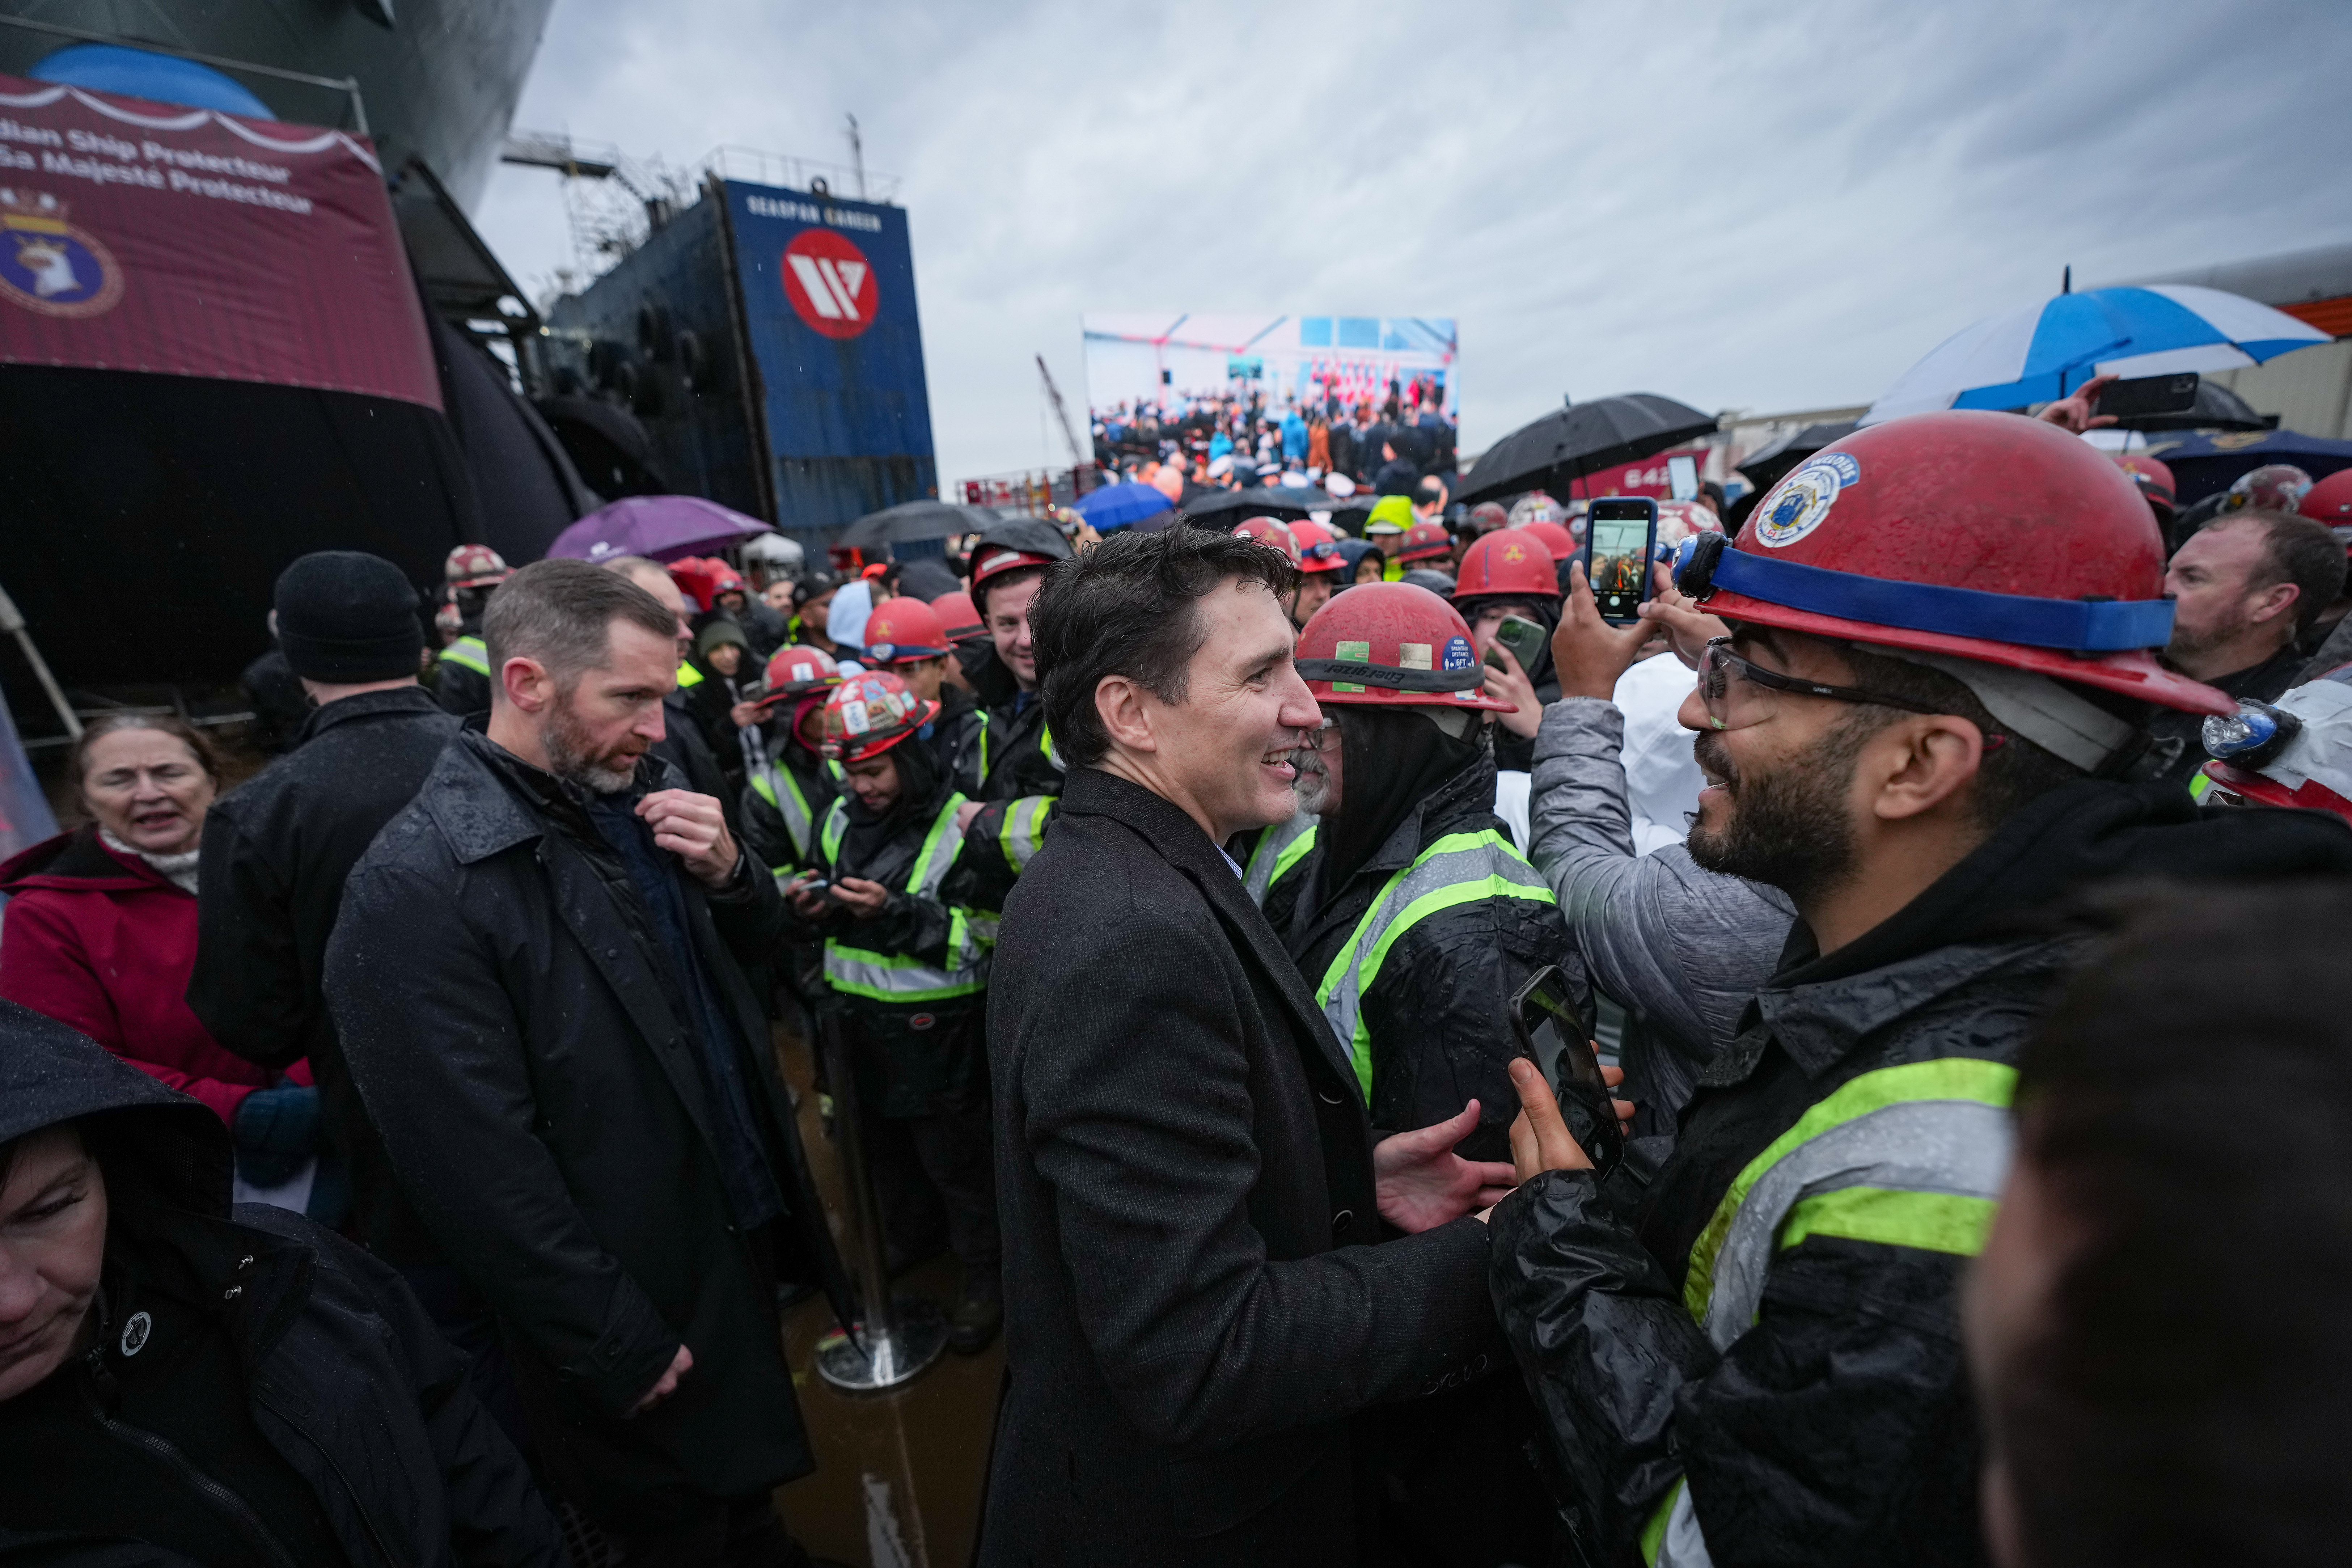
[0,714,321,1199]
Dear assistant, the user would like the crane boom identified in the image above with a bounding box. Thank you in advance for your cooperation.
[1036,354,1086,471]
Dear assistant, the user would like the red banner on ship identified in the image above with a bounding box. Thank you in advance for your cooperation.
[0,73,438,409]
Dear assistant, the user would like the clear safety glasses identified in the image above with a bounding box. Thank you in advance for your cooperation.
[1695,637,1945,732]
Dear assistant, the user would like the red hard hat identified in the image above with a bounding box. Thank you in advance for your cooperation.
[1679,411,2231,716]
[759,644,844,701]
[933,591,985,642]
[2299,469,2352,558]
[1233,516,1301,563]
[1453,529,1564,603]
[1397,520,1453,563]
[1520,520,1577,561]
[2225,463,2314,513]
[1295,582,1515,712]
[666,557,729,613]
[1289,517,1346,575]
[2113,453,2177,511]
[818,669,941,763]
[2199,758,2352,820]
[444,544,511,589]
[860,596,951,663]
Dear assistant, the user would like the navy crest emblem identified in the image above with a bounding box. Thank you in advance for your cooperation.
[0,188,123,319]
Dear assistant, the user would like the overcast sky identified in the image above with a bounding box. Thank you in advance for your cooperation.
[471,0,2352,485]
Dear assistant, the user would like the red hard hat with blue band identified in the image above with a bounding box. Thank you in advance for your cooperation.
[1671,411,2231,719]
[859,597,952,663]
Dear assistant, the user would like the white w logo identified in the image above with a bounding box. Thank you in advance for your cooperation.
[788,253,868,321]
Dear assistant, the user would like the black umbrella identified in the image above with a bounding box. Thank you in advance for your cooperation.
[1457,394,1718,506]
[1733,420,1859,493]
[2110,378,2270,434]
[838,499,1000,549]
[1178,486,1336,523]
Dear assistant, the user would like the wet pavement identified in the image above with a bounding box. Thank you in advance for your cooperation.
[769,1024,1002,1568]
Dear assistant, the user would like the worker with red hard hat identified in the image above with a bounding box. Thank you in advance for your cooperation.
[1494,410,2352,1568]
[862,595,989,794]
[2199,661,2352,824]
[782,669,1003,1354]
[430,544,512,718]
[1452,528,1567,771]
[2113,452,2179,541]
[739,644,846,878]
[945,518,1076,914]
[1286,516,1346,629]
[1275,579,1571,1565]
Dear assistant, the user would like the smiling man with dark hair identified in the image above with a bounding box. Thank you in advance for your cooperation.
[981,527,1512,1568]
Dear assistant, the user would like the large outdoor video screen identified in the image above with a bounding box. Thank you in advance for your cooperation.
[1081,313,1457,424]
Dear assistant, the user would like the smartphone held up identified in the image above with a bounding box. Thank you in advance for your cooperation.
[1582,497,1659,625]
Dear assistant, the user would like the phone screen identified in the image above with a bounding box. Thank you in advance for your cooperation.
[1587,505,1655,622]
[1512,965,1621,1175]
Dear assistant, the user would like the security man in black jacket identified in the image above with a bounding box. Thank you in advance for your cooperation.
[325,561,850,1564]
[0,999,563,1568]
[187,552,487,1408]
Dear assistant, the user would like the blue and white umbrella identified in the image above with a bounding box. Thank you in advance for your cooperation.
[1861,284,2328,426]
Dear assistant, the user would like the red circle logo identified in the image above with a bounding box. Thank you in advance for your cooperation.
[781,229,878,339]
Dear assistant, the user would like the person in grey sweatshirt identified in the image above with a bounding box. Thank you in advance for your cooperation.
[1525,561,1793,1130]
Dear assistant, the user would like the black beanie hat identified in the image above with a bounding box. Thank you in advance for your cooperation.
[274,551,424,682]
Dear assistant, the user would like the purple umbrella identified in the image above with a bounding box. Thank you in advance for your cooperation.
[545,495,773,565]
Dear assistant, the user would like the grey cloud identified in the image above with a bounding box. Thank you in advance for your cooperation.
[473,0,2352,483]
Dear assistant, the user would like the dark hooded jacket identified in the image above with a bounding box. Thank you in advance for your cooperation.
[1489,781,2352,1567]
[322,728,853,1528]
[944,618,1068,913]
[0,1000,562,1568]
[1283,717,1580,1164]
[188,685,460,1265]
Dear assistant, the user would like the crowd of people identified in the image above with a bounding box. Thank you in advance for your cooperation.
[1094,376,1459,494]
[3,394,2352,1567]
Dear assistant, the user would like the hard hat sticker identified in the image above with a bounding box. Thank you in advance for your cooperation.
[1441,635,1475,672]
[1399,642,1433,671]
[842,700,872,734]
[1756,452,1860,550]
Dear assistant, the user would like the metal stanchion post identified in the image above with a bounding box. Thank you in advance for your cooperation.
[813,1008,945,1391]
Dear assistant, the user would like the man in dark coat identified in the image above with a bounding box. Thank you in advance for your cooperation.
[982,529,1511,1567]
[188,552,486,1418]
[0,999,563,1567]
[325,560,849,1565]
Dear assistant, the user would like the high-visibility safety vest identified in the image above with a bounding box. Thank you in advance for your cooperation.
[676,661,704,689]
[817,791,994,1004]
[1636,1056,2018,1568]
[438,635,490,676]
[1243,810,1317,908]
[749,761,825,868]
[1312,828,1556,1102]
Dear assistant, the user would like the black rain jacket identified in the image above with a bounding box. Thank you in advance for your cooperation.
[943,646,1066,913]
[0,1000,562,1568]
[189,685,460,1265]
[323,728,851,1527]
[1490,781,2352,1567]
[1283,748,1581,1163]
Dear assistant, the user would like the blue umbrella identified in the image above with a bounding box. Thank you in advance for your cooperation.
[1864,285,2328,425]
[1075,482,1175,532]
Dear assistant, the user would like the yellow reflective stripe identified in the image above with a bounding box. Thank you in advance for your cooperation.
[676,661,705,688]
[438,635,489,676]
[975,707,992,778]
[1681,1058,2018,1323]
[1270,820,1319,883]
[907,793,969,895]
[1639,1480,1683,1567]
[822,943,987,1002]
[1778,1185,1997,1258]
[999,794,1053,871]
[1040,720,1064,771]
[819,798,848,865]
[2188,770,2212,801]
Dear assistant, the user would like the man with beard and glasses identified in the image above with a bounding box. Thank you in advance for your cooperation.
[325,560,850,1568]
[1485,412,2352,1568]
